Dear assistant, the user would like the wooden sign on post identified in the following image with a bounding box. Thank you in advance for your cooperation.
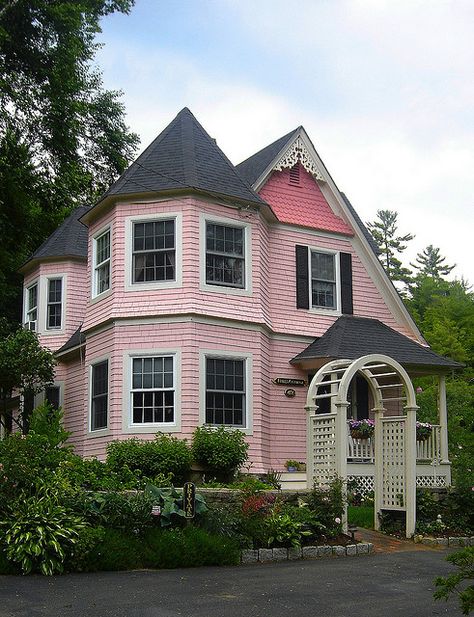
[183,482,196,519]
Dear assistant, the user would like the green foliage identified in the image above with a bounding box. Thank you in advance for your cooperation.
[265,511,311,547]
[144,527,240,568]
[434,548,474,615]
[0,326,56,431]
[83,491,155,535]
[192,426,249,480]
[367,209,414,284]
[29,403,70,447]
[347,506,374,529]
[306,477,345,537]
[411,245,456,279]
[0,1,139,323]
[106,434,192,485]
[80,528,144,572]
[0,486,85,575]
[145,484,207,527]
[64,526,106,573]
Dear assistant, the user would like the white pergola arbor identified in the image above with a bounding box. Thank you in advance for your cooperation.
[305,354,418,538]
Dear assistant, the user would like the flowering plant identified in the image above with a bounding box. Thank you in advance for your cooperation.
[416,421,432,441]
[349,419,375,439]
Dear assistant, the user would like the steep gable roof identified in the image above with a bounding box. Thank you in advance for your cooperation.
[22,205,89,269]
[101,108,266,207]
[291,315,462,371]
[236,129,299,186]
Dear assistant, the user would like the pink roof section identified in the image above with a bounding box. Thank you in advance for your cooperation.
[259,163,354,236]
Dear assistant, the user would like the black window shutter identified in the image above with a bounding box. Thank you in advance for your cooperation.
[295,245,309,309]
[340,252,353,314]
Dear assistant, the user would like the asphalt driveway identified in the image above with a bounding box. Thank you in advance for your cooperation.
[0,550,458,617]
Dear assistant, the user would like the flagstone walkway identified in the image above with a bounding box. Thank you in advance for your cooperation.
[354,527,445,553]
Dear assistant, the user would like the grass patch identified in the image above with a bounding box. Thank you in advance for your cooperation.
[348,506,374,529]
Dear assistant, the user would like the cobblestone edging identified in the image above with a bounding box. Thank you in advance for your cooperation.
[414,536,474,547]
[241,543,374,564]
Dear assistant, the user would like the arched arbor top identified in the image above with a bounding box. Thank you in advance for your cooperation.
[305,353,418,412]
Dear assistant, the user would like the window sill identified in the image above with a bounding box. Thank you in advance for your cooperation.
[87,428,110,438]
[200,283,252,297]
[125,280,182,292]
[124,424,181,434]
[91,288,112,304]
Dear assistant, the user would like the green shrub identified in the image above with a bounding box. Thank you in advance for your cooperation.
[143,527,240,568]
[347,505,374,529]
[106,435,192,484]
[83,528,144,572]
[0,547,20,575]
[434,547,474,615]
[0,487,85,575]
[29,403,70,447]
[265,511,311,547]
[306,477,345,537]
[280,504,326,539]
[192,426,249,480]
[65,526,106,573]
[84,491,155,535]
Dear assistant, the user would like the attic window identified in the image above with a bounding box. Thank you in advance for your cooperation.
[289,164,300,185]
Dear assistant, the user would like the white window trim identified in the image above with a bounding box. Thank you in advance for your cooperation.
[91,224,112,301]
[24,278,39,329]
[24,274,67,335]
[124,212,182,292]
[199,349,253,435]
[122,348,181,434]
[34,381,65,409]
[199,212,252,296]
[308,246,341,316]
[88,355,110,437]
[41,274,67,334]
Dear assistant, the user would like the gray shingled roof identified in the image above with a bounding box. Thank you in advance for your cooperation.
[56,326,85,356]
[101,107,265,206]
[24,205,89,266]
[236,129,298,186]
[291,315,462,370]
[340,193,381,255]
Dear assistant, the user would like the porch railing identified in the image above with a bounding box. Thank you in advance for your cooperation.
[346,422,441,463]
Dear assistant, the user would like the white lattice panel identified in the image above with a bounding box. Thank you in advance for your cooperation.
[347,475,374,495]
[310,414,337,487]
[416,476,448,488]
[381,419,406,509]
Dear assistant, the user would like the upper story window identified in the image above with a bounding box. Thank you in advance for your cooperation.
[132,220,175,283]
[90,360,108,431]
[205,222,245,288]
[295,245,353,315]
[130,355,175,424]
[93,228,111,297]
[46,278,62,329]
[26,283,38,328]
[311,250,337,309]
[205,357,246,427]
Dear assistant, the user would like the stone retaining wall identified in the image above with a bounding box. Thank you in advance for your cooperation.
[414,536,474,547]
[199,488,309,507]
[241,543,374,564]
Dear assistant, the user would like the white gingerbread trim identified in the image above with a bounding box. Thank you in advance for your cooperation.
[273,136,325,181]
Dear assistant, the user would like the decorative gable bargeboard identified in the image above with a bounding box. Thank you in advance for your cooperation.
[19,108,460,471]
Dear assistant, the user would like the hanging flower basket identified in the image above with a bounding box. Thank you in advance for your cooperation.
[416,422,432,442]
[349,419,375,440]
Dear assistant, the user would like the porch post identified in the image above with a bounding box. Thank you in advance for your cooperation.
[335,401,349,532]
[438,375,450,464]
[305,404,317,490]
[373,407,384,531]
[405,405,417,538]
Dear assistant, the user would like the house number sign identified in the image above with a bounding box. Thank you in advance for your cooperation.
[273,378,306,387]
[183,482,196,519]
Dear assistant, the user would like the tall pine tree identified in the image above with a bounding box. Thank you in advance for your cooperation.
[0,0,139,325]
[411,245,456,279]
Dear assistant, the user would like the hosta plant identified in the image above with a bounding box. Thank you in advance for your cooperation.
[1,491,85,575]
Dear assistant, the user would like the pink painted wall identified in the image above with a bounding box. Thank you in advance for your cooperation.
[23,260,87,353]
[259,164,353,235]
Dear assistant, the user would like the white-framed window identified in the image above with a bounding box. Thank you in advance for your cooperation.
[123,349,180,432]
[125,213,182,291]
[200,214,252,295]
[310,249,338,310]
[93,227,111,298]
[90,359,109,432]
[200,350,253,433]
[25,282,38,328]
[46,278,63,330]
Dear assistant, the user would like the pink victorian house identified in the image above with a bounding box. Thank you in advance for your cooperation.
[20,108,459,488]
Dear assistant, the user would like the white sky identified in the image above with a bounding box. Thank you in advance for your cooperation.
[97,0,474,282]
